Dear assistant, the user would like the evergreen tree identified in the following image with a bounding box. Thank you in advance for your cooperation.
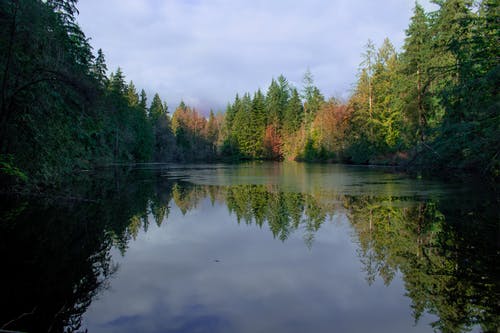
[372,38,403,151]
[92,48,108,87]
[266,79,282,128]
[148,93,174,161]
[109,67,126,95]
[347,40,388,162]
[283,88,304,136]
[149,93,165,122]
[277,74,291,118]
[360,40,377,137]
[220,100,239,158]
[302,69,324,126]
[401,3,434,144]
[126,81,139,107]
[250,89,267,158]
[139,89,148,115]
[232,93,254,158]
[206,110,219,154]
[428,0,499,175]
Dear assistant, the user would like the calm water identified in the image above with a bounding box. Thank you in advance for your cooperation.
[0,163,498,333]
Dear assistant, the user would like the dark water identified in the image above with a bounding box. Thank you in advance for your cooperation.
[0,163,498,333]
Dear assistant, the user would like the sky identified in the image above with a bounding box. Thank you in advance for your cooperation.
[77,0,436,114]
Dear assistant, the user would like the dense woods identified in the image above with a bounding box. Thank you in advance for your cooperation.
[0,0,498,188]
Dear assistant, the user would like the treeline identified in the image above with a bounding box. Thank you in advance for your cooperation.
[1,0,498,187]
[0,0,221,187]
[348,0,498,177]
[139,0,499,177]
[219,0,499,178]
[0,0,150,185]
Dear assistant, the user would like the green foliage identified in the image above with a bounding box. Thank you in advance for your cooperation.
[232,93,254,158]
[0,154,28,183]
[265,77,290,129]
[0,1,156,188]
[0,0,497,187]
[408,0,500,178]
[344,1,498,178]
[283,88,304,135]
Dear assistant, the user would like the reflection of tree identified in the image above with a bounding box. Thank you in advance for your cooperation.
[163,182,337,244]
[172,182,207,215]
[345,194,499,333]
[0,197,117,332]
[1,171,497,333]
[223,184,335,243]
[0,168,173,332]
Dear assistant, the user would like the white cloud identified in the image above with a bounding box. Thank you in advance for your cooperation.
[77,0,437,113]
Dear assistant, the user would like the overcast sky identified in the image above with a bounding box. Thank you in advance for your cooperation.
[77,0,436,114]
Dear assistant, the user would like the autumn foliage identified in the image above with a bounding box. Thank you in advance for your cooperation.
[263,125,282,160]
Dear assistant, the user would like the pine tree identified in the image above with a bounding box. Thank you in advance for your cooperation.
[429,0,499,175]
[206,110,219,154]
[401,2,433,144]
[109,67,126,95]
[139,89,148,115]
[372,38,402,150]
[250,89,266,158]
[92,48,108,87]
[233,93,253,158]
[126,81,139,107]
[266,79,282,129]
[302,69,324,126]
[346,41,380,163]
[277,74,291,118]
[220,99,239,158]
[283,88,304,135]
[149,93,165,122]
[360,40,376,137]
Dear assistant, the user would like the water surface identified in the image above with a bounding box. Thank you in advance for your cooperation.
[0,163,498,332]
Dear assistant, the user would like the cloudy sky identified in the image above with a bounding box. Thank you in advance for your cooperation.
[77,0,436,113]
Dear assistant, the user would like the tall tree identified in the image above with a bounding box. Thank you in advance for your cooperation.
[428,0,499,175]
[92,48,108,87]
[205,110,219,154]
[109,67,126,95]
[139,89,147,115]
[401,3,433,144]
[126,81,139,107]
[232,93,253,158]
[302,69,324,126]
[361,39,377,131]
[283,88,304,136]
[149,93,165,122]
[250,89,266,158]
[372,38,403,151]
[266,78,282,129]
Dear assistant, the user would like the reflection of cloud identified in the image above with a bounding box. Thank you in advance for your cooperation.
[77,0,437,112]
[83,197,434,333]
[99,300,231,333]
[103,314,142,328]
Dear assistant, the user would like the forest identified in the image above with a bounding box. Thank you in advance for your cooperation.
[0,0,498,188]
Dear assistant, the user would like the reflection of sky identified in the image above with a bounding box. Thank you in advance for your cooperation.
[82,195,439,333]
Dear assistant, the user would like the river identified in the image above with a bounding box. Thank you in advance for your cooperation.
[0,162,498,332]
